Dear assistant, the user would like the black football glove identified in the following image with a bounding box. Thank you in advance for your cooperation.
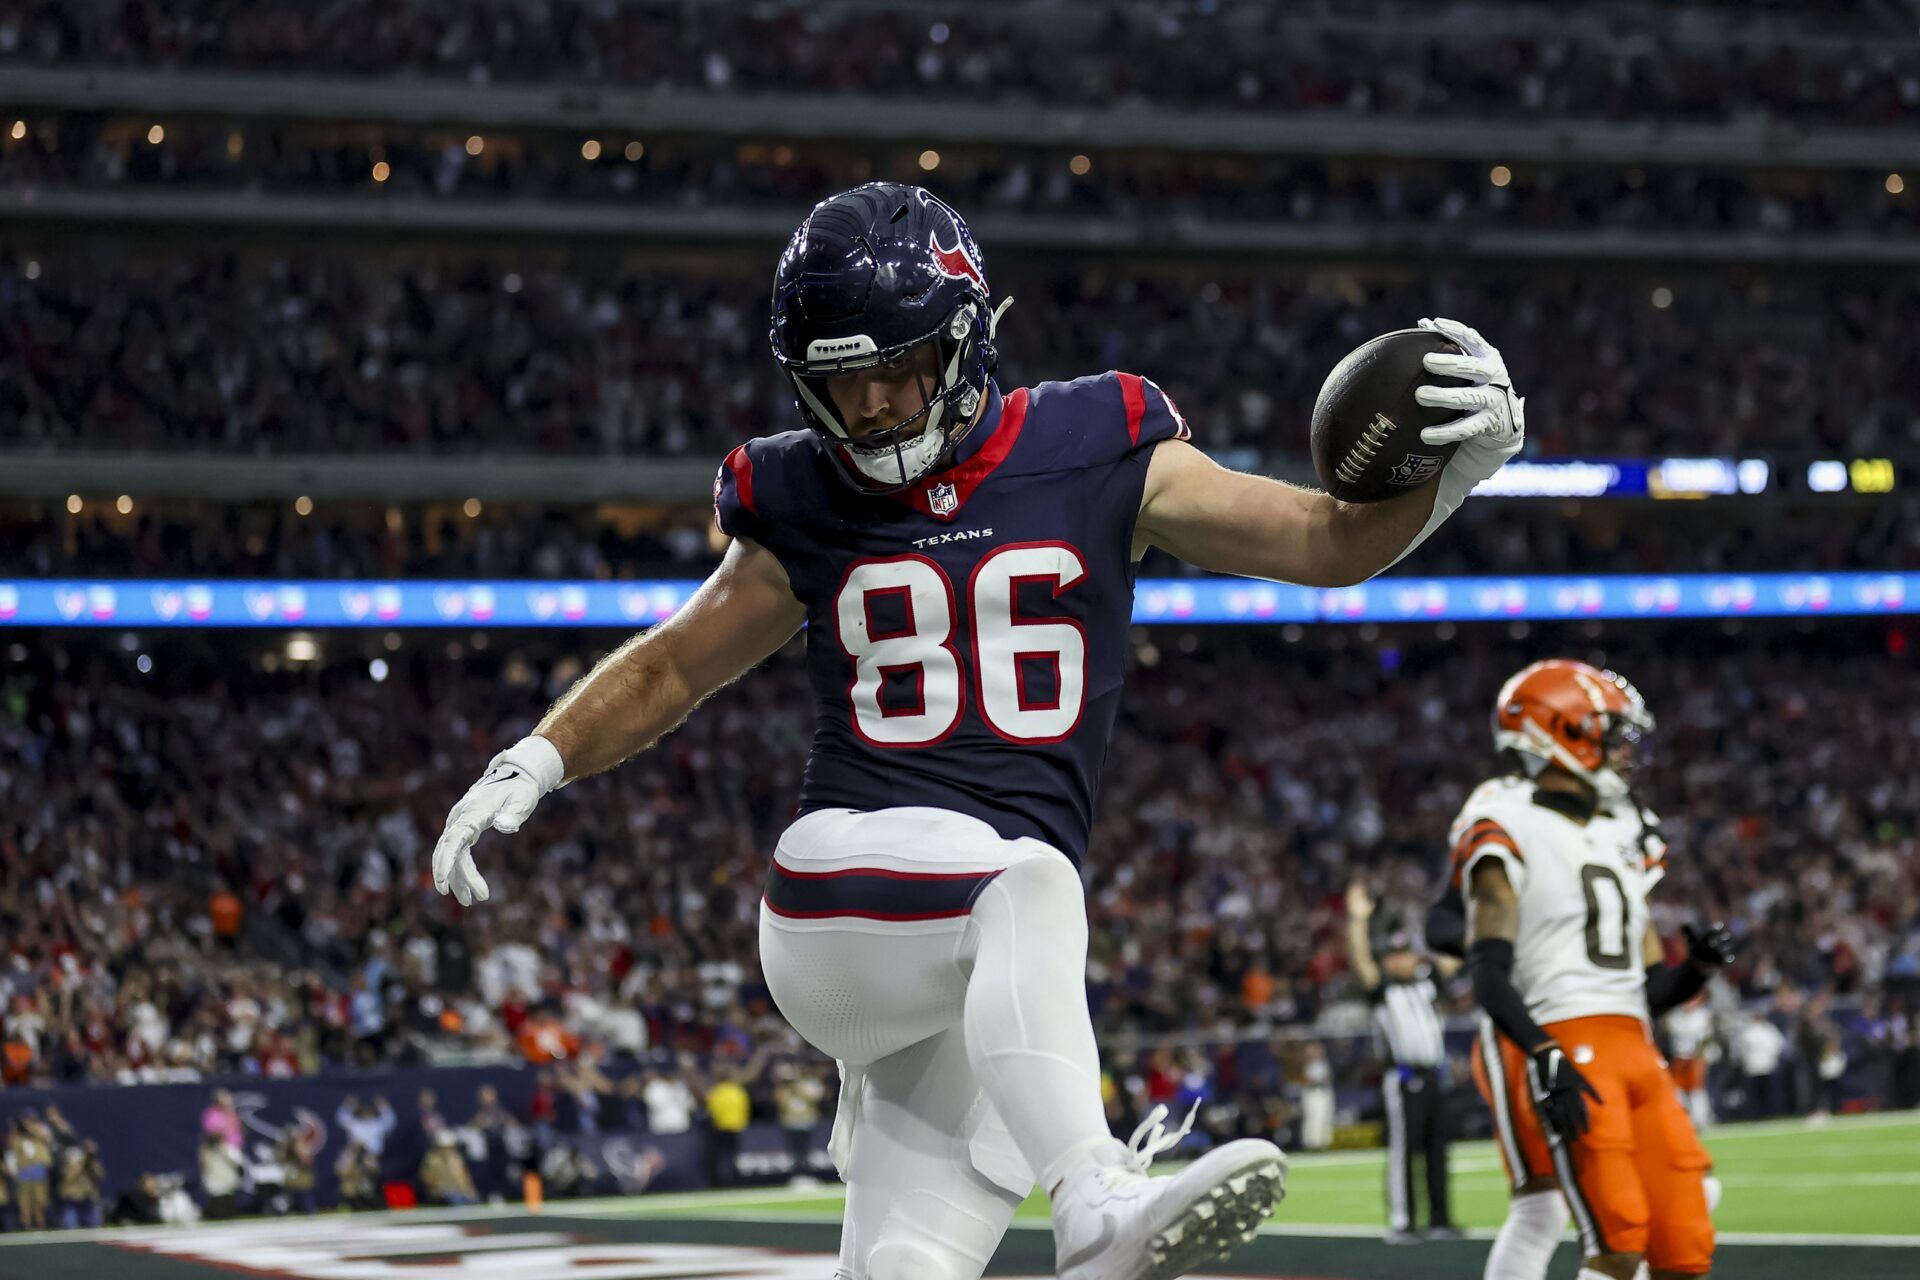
[1526,1042,1602,1143]
[1683,921,1738,970]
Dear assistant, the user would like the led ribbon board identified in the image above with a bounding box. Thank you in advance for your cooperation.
[0,573,1912,627]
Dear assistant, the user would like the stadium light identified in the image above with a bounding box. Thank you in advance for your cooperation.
[466,135,484,156]
[9,120,24,141]
[1070,154,1092,176]
[581,139,602,161]
[66,494,81,514]
[919,150,941,171]
[1489,165,1512,187]
[624,141,644,161]
[371,161,391,183]
[147,124,164,145]
[116,495,133,515]
[1889,174,1906,196]
[295,496,313,516]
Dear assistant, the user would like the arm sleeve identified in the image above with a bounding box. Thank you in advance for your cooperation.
[713,443,773,544]
[1645,961,1709,1017]
[1467,937,1553,1055]
[1424,885,1467,959]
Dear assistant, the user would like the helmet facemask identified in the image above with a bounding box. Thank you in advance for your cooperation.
[1494,665,1654,803]
[781,299,1000,493]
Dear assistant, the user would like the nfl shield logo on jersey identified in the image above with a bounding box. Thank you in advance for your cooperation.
[928,482,959,516]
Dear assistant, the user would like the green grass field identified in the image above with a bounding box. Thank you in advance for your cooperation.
[602,1110,1920,1241]
[0,1112,1912,1280]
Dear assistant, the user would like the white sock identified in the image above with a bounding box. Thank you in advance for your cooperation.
[1485,1190,1569,1280]
[962,853,1118,1190]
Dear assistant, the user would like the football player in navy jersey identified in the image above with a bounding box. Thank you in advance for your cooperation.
[433,183,1526,1280]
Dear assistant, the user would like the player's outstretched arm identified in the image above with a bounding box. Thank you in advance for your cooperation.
[1135,318,1523,585]
[430,537,804,904]
[1134,439,1438,587]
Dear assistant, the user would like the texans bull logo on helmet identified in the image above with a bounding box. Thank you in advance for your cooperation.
[929,228,985,289]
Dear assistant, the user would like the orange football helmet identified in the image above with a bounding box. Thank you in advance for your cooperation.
[1492,659,1653,799]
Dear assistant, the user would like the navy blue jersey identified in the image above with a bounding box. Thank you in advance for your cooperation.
[714,373,1190,864]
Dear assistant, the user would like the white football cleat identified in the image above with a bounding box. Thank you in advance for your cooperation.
[1051,1104,1287,1280]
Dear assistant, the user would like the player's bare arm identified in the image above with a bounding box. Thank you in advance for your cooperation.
[1134,440,1437,586]
[1344,881,1383,991]
[430,537,804,904]
[1135,317,1524,585]
[537,536,805,780]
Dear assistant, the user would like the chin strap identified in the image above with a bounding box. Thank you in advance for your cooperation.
[988,295,1015,338]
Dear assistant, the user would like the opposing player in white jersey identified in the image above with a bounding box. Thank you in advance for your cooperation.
[1446,661,1736,1280]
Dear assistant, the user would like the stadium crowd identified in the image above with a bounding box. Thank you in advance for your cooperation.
[2,0,1916,126]
[6,250,1919,460]
[7,116,1916,241]
[9,494,1920,583]
[1,628,1913,1089]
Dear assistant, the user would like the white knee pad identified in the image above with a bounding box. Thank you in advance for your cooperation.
[867,1241,964,1280]
[1704,1173,1722,1213]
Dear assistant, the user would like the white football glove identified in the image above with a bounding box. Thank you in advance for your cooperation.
[1412,316,1527,458]
[1382,316,1527,572]
[431,735,566,906]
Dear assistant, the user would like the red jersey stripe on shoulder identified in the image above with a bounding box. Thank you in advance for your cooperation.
[1116,371,1148,445]
[900,387,1030,522]
[724,444,756,514]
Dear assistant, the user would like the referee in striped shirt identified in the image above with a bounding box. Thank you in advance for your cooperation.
[1347,880,1461,1244]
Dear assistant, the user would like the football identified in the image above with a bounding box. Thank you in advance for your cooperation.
[1309,327,1472,503]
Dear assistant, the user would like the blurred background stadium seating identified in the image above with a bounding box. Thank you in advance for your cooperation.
[1,0,1917,1240]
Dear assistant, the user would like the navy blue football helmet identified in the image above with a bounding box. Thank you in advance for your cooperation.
[770,183,1010,492]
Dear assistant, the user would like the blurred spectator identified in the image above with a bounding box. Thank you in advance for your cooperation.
[333,1095,395,1160]
[200,1089,242,1152]
[275,1126,317,1216]
[7,249,1920,462]
[107,1171,165,1226]
[643,1069,697,1136]
[7,1116,52,1230]
[55,1144,103,1229]
[1738,1013,1788,1118]
[197,1130,243,1219]
[1299,1043,1335,1151]
[773,1059,827,1183]
[334,1139,380,1211]
[703,1053,763,1188]
[419,1130,478,1206]
[4,1,1917,129]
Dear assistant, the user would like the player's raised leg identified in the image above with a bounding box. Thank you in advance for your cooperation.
[960,844,1286,1279]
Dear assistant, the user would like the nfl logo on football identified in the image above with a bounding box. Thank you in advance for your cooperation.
[929,482,959,516]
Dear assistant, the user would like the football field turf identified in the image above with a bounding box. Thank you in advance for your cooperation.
[0,1112,1911,1280]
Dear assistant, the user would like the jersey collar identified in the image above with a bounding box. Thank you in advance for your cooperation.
[896,383,1029,522]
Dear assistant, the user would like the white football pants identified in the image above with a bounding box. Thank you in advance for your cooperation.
[759,807,1116,1280]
